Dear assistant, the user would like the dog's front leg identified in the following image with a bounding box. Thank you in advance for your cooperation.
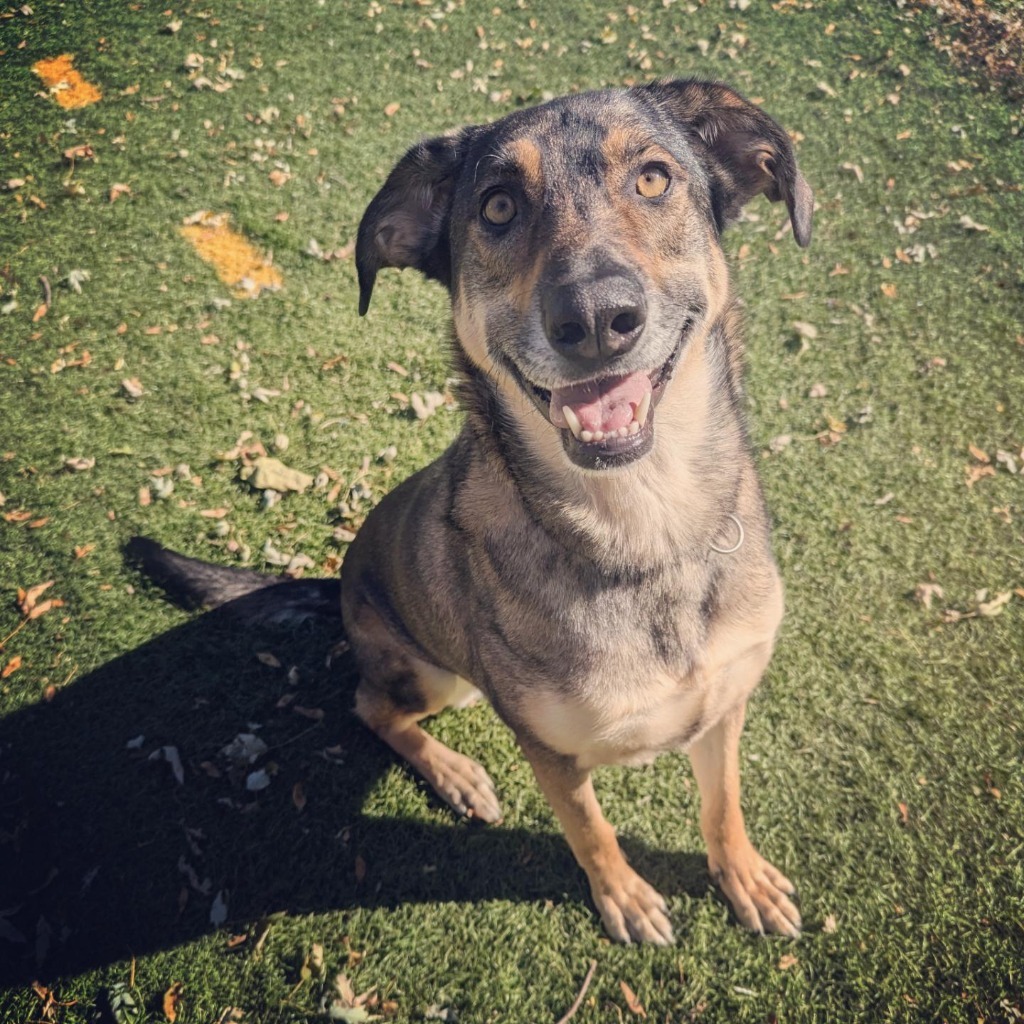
[525,744,674,945]
[689,700,801,937]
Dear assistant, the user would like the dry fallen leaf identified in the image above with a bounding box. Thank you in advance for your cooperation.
[292,781,307,812]
[122,377,144,398]
[880,282,898,299]
[62,143,96,162]
[968,444,990,464]
[64,456,95,472]
[619,980,647,1018]
[777,953,799,971]
[163,982,184,1023]
[383,102,400,116]
[239,456,313,493]
[965,464,996,488]
[822,913,838,934]
[958,215,990,233]
[2,655,22,679]
[109,182,131,203]
[977,591,1012,617]
[914,582,944,610]
[17,580,55,616]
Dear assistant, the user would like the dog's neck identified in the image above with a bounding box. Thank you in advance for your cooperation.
[456,312,751,573]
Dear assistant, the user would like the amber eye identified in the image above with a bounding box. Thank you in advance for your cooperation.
[636,166,670,199]
[481,190,517,226]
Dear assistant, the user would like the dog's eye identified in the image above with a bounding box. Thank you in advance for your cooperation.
[636,166,670,199]
[481,190,517,226]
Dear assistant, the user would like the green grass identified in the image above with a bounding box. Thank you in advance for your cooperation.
[1,1,1022,1021]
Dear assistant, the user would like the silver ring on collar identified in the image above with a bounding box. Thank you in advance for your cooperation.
[709,513,745,555]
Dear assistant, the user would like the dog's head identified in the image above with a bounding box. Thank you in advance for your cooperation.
[357,80,812,471]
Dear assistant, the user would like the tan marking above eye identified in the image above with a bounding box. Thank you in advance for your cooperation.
[482,190,517,226]
[636,166,670,199]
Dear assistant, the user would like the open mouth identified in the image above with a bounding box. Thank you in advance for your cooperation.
[525,332,687,470]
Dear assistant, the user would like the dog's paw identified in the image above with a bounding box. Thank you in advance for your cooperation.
[425,745,503,824]
[709,841,801,938]
[590,866,674,945]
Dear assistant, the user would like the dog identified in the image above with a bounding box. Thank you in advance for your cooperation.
[132,78,813,945]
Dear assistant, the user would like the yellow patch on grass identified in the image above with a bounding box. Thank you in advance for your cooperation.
[179,211,283,299]
[32,54,102,109]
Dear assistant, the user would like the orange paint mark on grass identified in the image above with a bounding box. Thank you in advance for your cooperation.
[179,211,283,299]
[32,54,102,109]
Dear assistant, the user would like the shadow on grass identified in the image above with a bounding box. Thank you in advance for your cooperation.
[0,598,710,985]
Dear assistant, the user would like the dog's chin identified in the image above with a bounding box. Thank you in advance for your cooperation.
[520,334,685,472]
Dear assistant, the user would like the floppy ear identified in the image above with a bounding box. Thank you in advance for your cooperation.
[355,128,475,316]
[643,79,813,247]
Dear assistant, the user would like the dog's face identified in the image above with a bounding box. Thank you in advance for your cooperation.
[357,80,812,471]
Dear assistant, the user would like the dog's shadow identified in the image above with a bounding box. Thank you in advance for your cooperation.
[0,597,710,984]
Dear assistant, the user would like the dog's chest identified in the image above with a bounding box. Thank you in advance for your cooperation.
[486,571,725,769]
[526,663,711,770]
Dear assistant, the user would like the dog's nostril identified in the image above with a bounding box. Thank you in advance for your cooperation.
[610,310,640,335]
[555,321,587,346]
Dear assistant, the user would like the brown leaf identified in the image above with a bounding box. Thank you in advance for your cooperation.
[354,854,367,882]
[62,144,96,162]
[822,913,838,934]
[777,953,799,971]
[977,591,1012,617]
[897,801,909,825]
[74,543,95,559]
[33,303,48,322]
[293,705,325,721]
[2,655,22,679]
[914,582,944,610]
[967,443,990,464]
[268,169,291,187]
[965,464,996,488]
[200,507,230,519]
[619,980,647,1018]
[28,598,63,620]
[256,651,282,668]
[384,102,400,117]
[292,781,307,812]
[28,517,50,529]
[18,580,54,616]
[880,282,898,299]
[109,183,131,203]
[163,982,184,1022]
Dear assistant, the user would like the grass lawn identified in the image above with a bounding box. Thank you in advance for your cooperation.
[1,1,1022,1021]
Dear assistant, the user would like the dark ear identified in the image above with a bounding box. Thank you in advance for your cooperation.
[644,79,813,247]
[355,128,475,316]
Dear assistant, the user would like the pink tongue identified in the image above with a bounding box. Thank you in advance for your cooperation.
[549,371,652,434]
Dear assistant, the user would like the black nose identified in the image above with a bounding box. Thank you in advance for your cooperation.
[542,274,647,367]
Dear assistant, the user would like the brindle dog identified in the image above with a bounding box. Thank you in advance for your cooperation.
[134,78,813,944]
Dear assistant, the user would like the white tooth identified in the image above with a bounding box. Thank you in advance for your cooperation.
[628,420,640,436]
[580,429,594,443]
[592,430,605,442]
[635,391,652,429]
[562,405,583,440]
[618,426,628,438]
